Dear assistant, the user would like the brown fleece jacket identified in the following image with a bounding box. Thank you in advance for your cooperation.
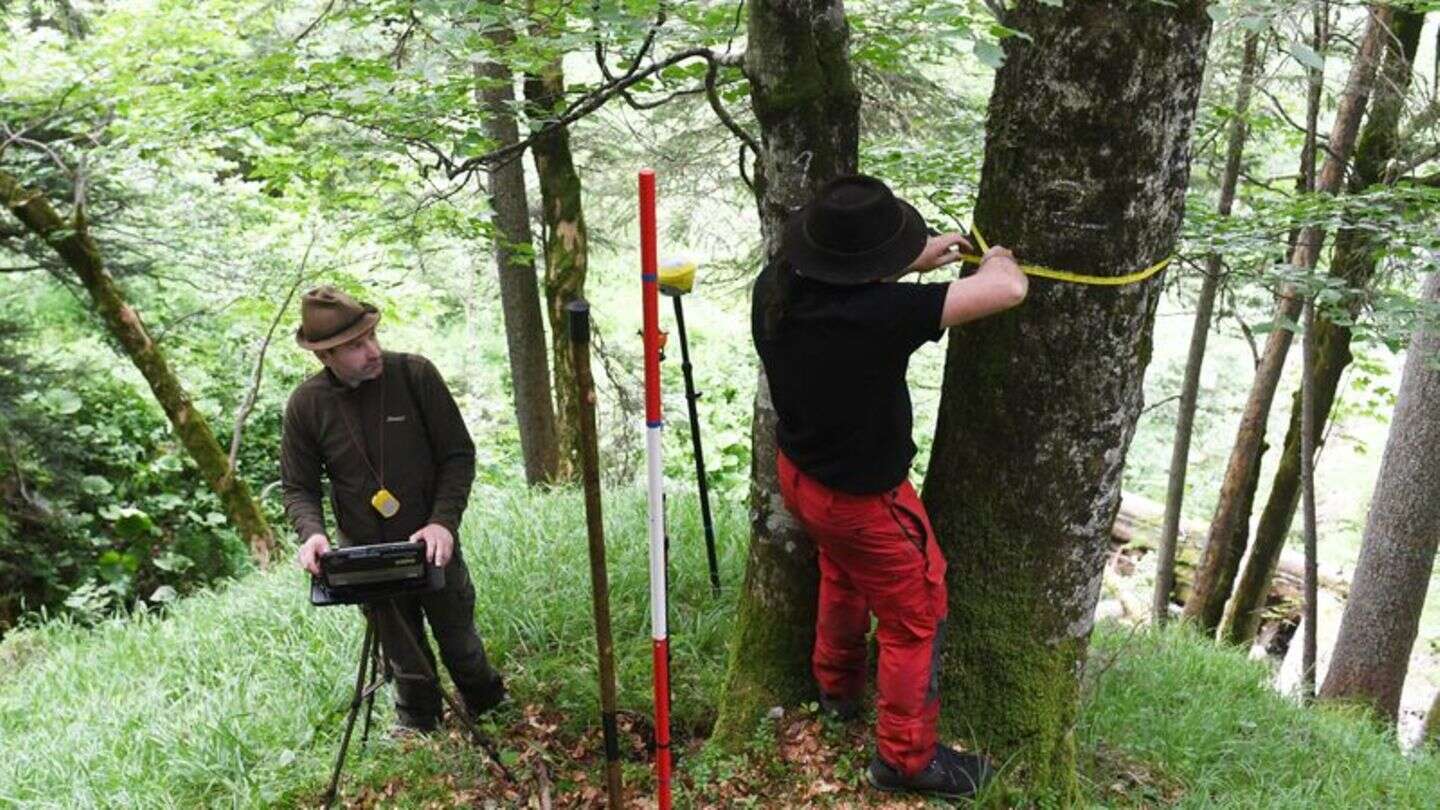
[280,352,476,545]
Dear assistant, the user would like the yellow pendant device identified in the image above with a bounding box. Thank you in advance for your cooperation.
[371,488,401,518]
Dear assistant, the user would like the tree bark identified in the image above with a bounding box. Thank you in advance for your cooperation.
[1154,30,1261,625]
[920,2,1211,799]
[524,58,588,482]
[1219,9,1424,646]
[1317,272,1440,721]
[477,46,561,486]
[1,170,276,566]
[710,0,859,751]
[1183,7,1392,630]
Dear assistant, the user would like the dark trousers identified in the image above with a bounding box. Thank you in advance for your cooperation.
[777,450,948,777]
[366,547,501,727]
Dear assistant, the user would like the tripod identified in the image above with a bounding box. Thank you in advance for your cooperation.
[322,601,514,808]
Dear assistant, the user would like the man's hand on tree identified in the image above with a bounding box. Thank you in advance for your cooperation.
[297,533,330,575]
[908,232,974,273]
[410,523,455,567]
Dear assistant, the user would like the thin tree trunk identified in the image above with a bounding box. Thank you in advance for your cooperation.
[711,0,859,751]
[1183,7,1391,630]
[525,58,588,482]
[921,2,1212,798]
[1154,30,1261,625]
[1425,686,1440,748]
[477,46,561,486]
[1220,9,1425,646]
[2,170,276,566]
[1300,295,1318,700]
[1318,272,1440,721]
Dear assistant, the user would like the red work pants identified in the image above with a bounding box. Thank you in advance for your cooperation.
[777,450,948,777]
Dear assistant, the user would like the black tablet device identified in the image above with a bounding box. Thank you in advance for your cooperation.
[309,541,445,606]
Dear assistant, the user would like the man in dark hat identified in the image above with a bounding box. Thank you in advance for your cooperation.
[751,175,1027,800]
[281,285,506,734]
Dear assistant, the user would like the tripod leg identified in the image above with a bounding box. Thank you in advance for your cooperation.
[324,620,374,808]
[359,627,383,748]
[385,601,516,783]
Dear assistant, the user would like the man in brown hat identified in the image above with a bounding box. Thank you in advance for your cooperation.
[281,285,506,734]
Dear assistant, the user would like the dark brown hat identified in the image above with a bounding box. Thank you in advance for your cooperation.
[781,174,929,285]
[295,286,381,351]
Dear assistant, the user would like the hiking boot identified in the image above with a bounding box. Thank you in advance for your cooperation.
[387,716,439,741]
[459,674,509,720]
[818,693,862,722]
[866,743,995,800]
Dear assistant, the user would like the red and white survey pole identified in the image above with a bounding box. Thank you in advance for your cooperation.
[639,168,673,809]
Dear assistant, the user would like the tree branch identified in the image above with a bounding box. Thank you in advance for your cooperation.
[227,233,316,474]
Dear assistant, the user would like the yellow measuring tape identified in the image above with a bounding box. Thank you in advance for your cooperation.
[956,224,1173,287]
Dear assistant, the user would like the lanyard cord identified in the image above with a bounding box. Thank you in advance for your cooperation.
[337,376,385,490]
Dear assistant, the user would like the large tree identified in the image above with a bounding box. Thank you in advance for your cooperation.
[525,54,593,482]
[477,30,562,486]
[711,0,859,750]
[920,2,1211,798]
[2,171,276,566]
[1317,271,1440,721]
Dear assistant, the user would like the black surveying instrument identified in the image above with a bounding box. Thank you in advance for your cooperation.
[309,542,513,808]
[659,258,721,595]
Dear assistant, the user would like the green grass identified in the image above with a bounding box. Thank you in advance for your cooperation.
[1079,624,1440,808]
[0,486,743,808]
[2,487,1438,808]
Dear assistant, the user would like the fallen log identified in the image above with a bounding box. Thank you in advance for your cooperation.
[1111,491,1348,610]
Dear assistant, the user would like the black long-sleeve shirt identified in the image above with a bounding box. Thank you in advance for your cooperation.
[280,352,476,545]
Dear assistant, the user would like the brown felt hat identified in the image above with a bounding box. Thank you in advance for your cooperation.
[295,286,381,351]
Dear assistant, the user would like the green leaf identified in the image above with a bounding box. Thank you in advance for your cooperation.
[81,476,114,497]
[149,585,179,603]
[44,389,83,415]
[1289,42,1326,72]
[974,40,1006,70]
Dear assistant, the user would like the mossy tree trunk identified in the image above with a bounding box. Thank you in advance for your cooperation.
[1184,7,1392,631]
[1318,271,1440,721]
[1220,10,1425,646]
[525,57,588,482]
[477,39,560,486]
[2,170,276,566]
[919,3,1211,799]
[710,0,859,751]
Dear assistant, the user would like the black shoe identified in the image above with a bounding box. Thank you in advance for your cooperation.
[388,716,439,740]
[866,744,995,800]
[819,693,862,722]
[460,674,508,719]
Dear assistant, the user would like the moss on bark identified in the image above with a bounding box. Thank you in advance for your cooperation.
[922,3,1212,801]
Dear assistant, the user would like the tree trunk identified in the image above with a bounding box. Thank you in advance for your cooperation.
[1425,685,1440,749]
[1219,9,1424,646]
[524,58,588,482]
[1183,7,1392,630]
[710,0,859,751]
[920,3,1211,799]
[1317,271,1440,721]
[1154,30,1261,625]
[476,48,561,486]
[2,171,276,566]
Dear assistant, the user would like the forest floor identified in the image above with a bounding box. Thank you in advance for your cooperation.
[3,488,1439,808]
